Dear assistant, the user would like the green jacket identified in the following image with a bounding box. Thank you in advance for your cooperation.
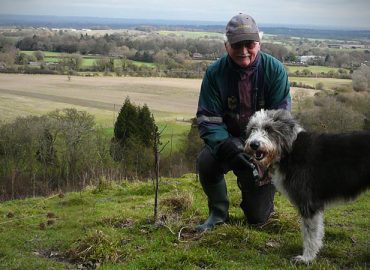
[196,52,291,153]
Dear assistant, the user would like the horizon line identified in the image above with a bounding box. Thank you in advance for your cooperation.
[0,13,370,31]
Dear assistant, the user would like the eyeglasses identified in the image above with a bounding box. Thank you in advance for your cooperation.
[230,40,257,50]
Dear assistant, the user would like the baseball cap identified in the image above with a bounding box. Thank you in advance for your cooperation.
[226,13,260,44]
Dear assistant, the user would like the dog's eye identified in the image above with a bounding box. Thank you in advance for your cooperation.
[264,125,273,132]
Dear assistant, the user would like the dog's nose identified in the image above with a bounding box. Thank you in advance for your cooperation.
[250,141,260,150]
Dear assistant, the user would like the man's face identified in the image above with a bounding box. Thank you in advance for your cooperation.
[225,40,260,68]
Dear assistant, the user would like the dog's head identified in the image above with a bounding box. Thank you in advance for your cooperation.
[244,109,303,168]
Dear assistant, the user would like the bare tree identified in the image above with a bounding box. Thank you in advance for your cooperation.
[353,64,370,92]
[153,125,168,224]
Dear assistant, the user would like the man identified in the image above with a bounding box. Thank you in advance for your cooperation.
[196,13,291,232]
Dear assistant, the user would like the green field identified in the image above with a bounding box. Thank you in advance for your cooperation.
[286,65,345,74]
[22,51,64,57]
[0,174,368,269]
[20,51,157,68]
[289,76,352,90]
[158,30,223,39]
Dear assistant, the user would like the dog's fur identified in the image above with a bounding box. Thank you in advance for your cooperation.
[244,109,370,263]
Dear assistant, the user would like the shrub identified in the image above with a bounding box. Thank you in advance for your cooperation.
[352,64,370,92]
[315,82,324,90]
[297,96,365,133]
[0,109,112,200]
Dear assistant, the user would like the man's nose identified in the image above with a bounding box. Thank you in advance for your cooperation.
[241,45,249,52]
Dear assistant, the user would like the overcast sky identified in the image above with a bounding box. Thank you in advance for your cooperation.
[1,0,369,29]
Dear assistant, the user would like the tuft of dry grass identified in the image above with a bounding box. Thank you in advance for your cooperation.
[160,192,194,214]
[65,230,126,265]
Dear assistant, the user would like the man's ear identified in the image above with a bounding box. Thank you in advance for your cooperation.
[224,42,230,52]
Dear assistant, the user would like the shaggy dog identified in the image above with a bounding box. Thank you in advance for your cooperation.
[244,109,370,263]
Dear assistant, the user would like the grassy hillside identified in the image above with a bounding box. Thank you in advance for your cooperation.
[0,174,368,269]
[289,76,352,90]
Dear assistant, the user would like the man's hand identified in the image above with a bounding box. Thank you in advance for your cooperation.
[217,137,260,181]
[217,137,244,161]
[230,152,260,180]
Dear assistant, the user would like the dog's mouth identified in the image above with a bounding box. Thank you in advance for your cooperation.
[254,150,266,161]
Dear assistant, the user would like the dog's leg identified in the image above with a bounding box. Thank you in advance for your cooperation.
[293,211,324,264]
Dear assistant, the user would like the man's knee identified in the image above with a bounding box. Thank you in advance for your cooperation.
[197,147,222,176]
[239,183,275,225]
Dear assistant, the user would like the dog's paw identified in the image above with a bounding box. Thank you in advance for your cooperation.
[291,255,312,264]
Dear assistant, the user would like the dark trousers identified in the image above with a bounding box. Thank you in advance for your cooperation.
[197,146,275,224]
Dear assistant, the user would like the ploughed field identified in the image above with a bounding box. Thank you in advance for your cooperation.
[0,73,319,124]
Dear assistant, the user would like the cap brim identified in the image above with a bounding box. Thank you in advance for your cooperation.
[227,33,260,44]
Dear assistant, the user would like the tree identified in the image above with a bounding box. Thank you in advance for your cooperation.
[113,97,139,146]
[15,52,36,65]
[353,64,370,92]
[153,50,170,65]
[111,98,158,178]
[36,128,57,166]
[137,104,156,148]
[94,57,114,72]
[33,51,44,61]
[261,43,289,61]
[152,123,161,224]
[60,54,83,72]
[48,108,95,185]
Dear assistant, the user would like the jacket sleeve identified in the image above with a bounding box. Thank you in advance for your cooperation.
[265,59,291,111]
[196,69,229,153]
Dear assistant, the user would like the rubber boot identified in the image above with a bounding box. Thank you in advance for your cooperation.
[196,178,229,232]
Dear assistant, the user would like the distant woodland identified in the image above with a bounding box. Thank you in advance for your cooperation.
[0,25,369,78]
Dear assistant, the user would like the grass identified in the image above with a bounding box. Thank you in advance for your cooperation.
[131,60,157,68]
[156,120,191,155]
[21,51,63,57]
[43,57,61,63]
[0,174,368,269]
[286,65,345,74]
[20,51,158,68]
[289,76,352,90]
[81,58,97,67]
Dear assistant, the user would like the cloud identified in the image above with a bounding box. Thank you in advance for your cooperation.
[0,0,369,28]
